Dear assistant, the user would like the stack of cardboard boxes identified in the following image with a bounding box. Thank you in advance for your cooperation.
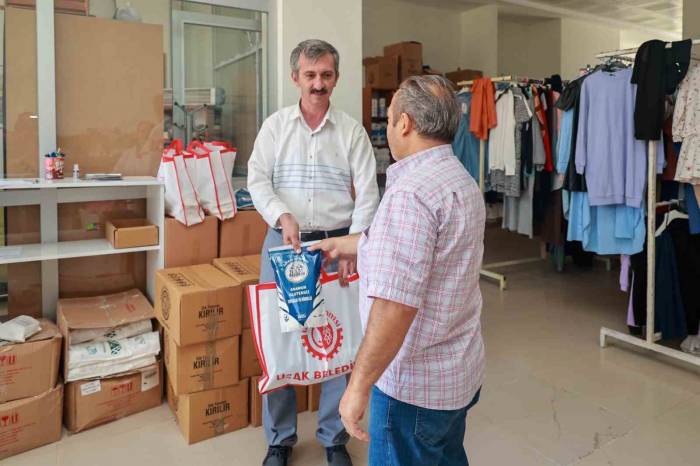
[156,263,249,444]
[58,289,163,434]
[157,208,270,444]
[213,254,309,426]
[0,320,63,460]
[363,41,423,90]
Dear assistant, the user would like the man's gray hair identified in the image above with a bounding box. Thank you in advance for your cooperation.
[290,39,340,75]
[392,75,460,142]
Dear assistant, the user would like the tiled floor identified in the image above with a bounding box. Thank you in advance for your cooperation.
[8,229,700,466]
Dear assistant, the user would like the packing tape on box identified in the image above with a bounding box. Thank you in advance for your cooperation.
[203,341,218,390]
[208,389,229,436]
[204,310,220,341]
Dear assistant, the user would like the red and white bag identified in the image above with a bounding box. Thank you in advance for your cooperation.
[247,273,362,393]
[188,141,237,221]
[157,140,205,226]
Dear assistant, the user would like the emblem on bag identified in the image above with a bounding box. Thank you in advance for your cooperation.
[284,259,309,284]
[301,310,343,360]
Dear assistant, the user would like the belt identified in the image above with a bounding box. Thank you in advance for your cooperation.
[275,227,349,242]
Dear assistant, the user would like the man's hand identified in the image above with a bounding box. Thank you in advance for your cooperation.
[337,258,356,287]
[339,386,370,442]
[308,234,360,265]
[278,213,301,252]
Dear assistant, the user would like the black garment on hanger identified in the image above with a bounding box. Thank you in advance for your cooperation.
[668,220,700,335]
[631,218,700,338]
[631,39,692,141]
[545,74,564,93]
[556,78,587,192]
[631,227,688,340]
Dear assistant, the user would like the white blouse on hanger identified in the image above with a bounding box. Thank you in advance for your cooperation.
[673,64,700,184]
[488,89,517,176]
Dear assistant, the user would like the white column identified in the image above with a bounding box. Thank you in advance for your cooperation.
[36,0,59,317]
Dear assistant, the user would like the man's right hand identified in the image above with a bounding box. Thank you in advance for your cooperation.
[278,213,301,253]
[308,234,360,264]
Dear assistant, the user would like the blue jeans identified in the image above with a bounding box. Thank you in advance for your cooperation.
[368,386,481,466]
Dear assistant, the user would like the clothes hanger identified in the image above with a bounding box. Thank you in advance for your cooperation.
[655,209,689,237]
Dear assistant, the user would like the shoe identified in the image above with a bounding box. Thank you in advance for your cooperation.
[262,446,292,466]
[326,445,353,466]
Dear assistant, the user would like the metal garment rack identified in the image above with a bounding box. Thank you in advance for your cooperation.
[598,39,700,368]
[458,75,545,290]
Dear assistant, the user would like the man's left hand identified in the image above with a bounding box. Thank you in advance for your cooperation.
[337,258,356,288]
[339,386,370,442]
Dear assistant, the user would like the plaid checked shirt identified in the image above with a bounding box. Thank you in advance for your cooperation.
[357,144,486,410]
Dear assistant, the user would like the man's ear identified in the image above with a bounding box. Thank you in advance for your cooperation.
[291,71,300,87]
[400,113,412,136]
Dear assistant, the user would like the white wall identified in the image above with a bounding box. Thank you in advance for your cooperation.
[362,0,462,73]
[498,19,529,77]
[560,18,620,80]
[459,5,499,76]
[619,29,661,50]
[498,16,561,78]
[277,0,363,122]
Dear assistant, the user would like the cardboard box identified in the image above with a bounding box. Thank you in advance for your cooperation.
[0,383,63,461]
[106,218,159,249]
[164,331,239,395]
[249,376,307,427]
[64,361,163,433]
[445,68,483,86]
[309,383,322,412]
[218,211,268,258]
[363,56,399,90]
[155,265,242,346]
[0,319,62,403]
[383,41,423,81]
[240,330,262,379]
[212,254,261,329]
[165,216,219,268]
[57,288,156,381]
[167,379,249,444]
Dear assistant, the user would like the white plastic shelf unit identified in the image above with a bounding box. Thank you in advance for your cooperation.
[0,176,164,318]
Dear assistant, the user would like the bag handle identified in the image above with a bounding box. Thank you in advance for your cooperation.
[187,140,210,153]
[166,139,183,154]
[207,140,238,153]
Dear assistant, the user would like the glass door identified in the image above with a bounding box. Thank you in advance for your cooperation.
[171,1,267,175]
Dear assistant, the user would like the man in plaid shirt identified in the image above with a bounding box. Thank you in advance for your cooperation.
[311,75,485,465]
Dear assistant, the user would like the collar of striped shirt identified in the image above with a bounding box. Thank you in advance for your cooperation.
[386,143,454,187]
[288,100,338,127]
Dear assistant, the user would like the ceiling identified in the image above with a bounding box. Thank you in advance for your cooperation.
[399,0,682,38]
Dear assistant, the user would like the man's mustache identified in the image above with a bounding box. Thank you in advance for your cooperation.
[310,88,328,95]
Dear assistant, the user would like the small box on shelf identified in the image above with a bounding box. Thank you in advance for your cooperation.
[106,219,159,249]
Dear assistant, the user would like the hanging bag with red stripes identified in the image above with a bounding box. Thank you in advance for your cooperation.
[188,141,237,220]
[157,139,205,226]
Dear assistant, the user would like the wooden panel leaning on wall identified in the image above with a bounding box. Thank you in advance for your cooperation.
[4,7,164,317]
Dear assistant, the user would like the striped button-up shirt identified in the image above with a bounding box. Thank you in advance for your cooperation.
[358,144,486,410]
[248,103,379,233]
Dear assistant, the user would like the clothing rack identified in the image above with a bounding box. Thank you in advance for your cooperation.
[596,39,700,62]
[597,41,700,368]
[459,74,545,290]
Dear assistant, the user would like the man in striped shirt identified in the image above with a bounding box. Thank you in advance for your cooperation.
[248,39,379,466]
[311,75,485,466]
